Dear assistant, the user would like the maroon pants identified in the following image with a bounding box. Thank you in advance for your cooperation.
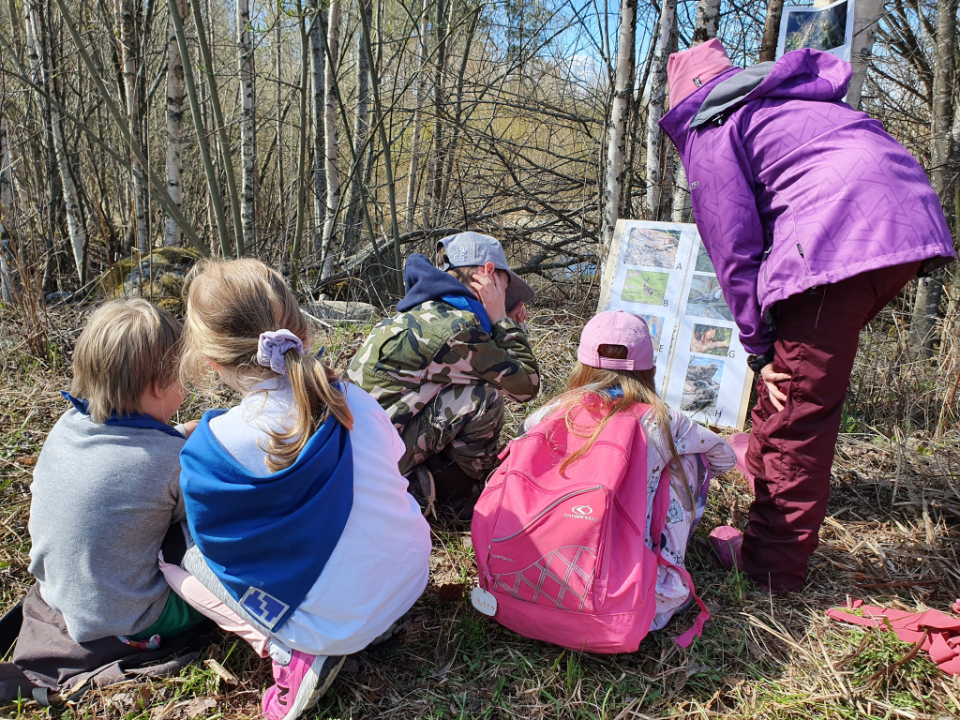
[743,262,920,592]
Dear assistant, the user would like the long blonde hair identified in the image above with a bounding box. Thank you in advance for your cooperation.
[181,258,353,472]
[556,344,693,510]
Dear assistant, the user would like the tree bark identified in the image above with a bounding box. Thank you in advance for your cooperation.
[119,0,149,255]
[911,0,958,358]
[845,0,883,111]
[422,0,448,229]
[319,0,341,277]
[164,0,185,247]
[644,0,676,222]
[306,0,326,255]
[30,1,87,279]
[759,0,785,62]
[599,0,636,262]
[342,0,371,259]
[692,0,720,45]
[189,0,243,256]
[671,0,719,222]
[405,0,430,233]
[237,0,257,253]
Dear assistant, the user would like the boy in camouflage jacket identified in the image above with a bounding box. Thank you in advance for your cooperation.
[347,233,540,516]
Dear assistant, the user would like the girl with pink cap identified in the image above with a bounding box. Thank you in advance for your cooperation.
[518,310,736,627]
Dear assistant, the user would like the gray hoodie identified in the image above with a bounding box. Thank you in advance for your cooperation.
[28,408,185,643]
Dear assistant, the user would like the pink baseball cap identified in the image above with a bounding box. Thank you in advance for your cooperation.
[667,38,735,111]
[578,311,654,371]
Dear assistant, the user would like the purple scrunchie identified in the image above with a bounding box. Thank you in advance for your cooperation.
[256,329,304,375]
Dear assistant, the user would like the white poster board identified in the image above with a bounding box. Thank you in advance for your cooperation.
[776,0,856,61]
[599,220,753,430]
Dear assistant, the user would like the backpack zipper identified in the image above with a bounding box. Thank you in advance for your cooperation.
[490,486,605,543]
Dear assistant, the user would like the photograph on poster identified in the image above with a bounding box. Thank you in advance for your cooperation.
[695,242,715,273]
[636,314,666,347]
[776,0,854,61]
[690,324,731,356]
[622,270,670,305]
[783,1,848,53]
[601,219,754,429]
[622,227,681,269]
[685,276,734,322]
[681,357,725,414]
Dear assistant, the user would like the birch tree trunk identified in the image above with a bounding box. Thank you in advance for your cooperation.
[644,0,676,221]
[672,0,720,222]
[342,0,371,257]
[29,1,87,279]
[306,0,326,255]
[120,0,149,254]
[320,0,341,276]
[164,0,185,247]
[759,0,785,62]
[692,0,720,44]
[911,0,958,358]
[599,0,637,259]
[405,0,430,233]
[237,0,257,252]
[844,0,883,111]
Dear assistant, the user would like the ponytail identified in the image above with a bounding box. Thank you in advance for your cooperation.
[181,258,354,473]
[264,350,353,472]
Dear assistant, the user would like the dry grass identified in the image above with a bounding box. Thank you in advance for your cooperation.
[1,296,960,720]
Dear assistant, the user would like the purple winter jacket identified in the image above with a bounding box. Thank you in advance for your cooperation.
[659,49,955,354]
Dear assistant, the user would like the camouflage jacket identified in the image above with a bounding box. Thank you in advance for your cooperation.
[346,300,540,429]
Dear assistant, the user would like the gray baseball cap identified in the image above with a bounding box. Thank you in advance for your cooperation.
[437,232,535,311]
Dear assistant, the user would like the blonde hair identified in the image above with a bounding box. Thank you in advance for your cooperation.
[71,299,182,424]
[180,258,353,472]
[556,344,693,511]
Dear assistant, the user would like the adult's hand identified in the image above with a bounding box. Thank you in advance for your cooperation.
[760,363,791,412]
[507,301,529,324]
[471,263,507,324]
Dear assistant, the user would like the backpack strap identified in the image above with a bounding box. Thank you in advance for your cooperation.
[650,467,710,648]
[656,553,710,648]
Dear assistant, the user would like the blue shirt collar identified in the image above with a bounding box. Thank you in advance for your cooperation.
[62,392,184,438]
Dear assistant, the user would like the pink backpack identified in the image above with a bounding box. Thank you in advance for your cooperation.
[471,401,709,653]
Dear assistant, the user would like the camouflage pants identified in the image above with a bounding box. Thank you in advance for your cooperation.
[397,383,504,481]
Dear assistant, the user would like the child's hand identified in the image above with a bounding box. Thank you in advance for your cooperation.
[470,263,507,324]
[507,302,530,324]
[182,419,201,438]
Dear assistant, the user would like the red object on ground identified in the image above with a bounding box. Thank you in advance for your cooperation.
[827,599,960,675]
[727,433,754,492]
[742,262,920,592]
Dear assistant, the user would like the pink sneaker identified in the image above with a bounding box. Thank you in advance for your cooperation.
[262,651,345,720]
[708,526,744,572]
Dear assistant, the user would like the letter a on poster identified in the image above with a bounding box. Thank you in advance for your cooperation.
[598,219,753,430]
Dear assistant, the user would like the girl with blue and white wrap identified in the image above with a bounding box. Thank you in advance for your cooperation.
[167,259,431,720]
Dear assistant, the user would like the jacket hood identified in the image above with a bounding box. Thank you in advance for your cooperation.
[661,49,852,142]
[397,253,477,312]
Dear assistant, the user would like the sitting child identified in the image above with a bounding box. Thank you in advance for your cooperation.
[169,259,431,720]
[13,299,204,693]
[347,232,540,517]
[520,311,736,627]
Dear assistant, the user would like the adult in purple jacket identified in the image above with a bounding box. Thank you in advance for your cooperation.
[660,40,955,592]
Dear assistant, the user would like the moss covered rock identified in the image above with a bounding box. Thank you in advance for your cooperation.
[98,246,202,316]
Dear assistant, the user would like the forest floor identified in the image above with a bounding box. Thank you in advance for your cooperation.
[1,301,960,720]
